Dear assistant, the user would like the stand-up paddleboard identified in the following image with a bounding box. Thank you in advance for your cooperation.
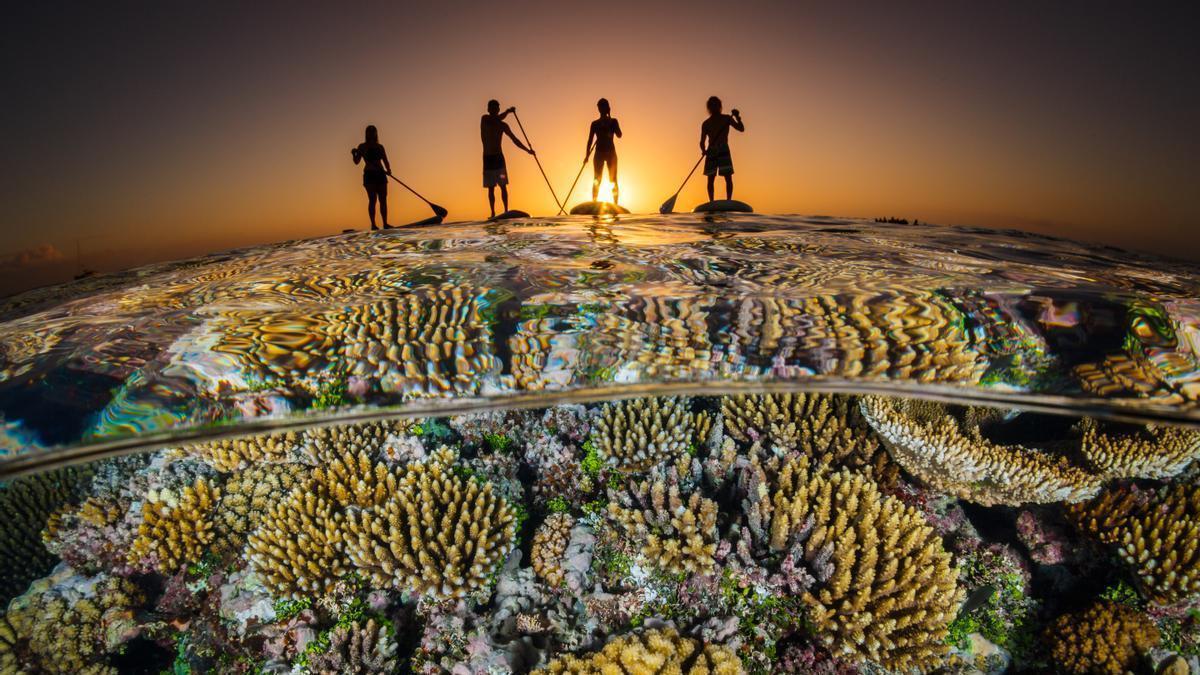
[376,215,444,230]
[569,201,630,216]
[693,200,754,213]
[489,210,530,221]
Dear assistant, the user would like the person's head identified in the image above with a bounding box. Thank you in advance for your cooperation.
[597,98,610,116]
[364,125,378,144]
[706,96,722,115]
[487,99,500,115]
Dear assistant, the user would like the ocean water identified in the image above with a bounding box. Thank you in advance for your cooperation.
[1,214,1199,673]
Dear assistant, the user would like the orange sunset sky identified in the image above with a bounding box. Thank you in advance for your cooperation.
[1,2,1197,295]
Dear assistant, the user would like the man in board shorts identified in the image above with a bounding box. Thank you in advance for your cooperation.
[480,99,535,218]
[587,98,623,204]
[700,95,745,201]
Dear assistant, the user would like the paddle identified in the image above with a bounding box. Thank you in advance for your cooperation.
[558,146,593,215]
[659,153,706,214]
[511,111,565,214]
[386,173,449,219]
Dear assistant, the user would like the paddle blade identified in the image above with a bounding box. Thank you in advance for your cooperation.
[430,203,449,219]
[659,194,678,214]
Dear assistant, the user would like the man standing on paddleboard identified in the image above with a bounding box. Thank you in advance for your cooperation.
[587,98,623,204]
[700,96,745,202]
[350,124,392,229]
[481,100,535,218]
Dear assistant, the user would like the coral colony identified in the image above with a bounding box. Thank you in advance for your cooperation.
[1,393,1198,673]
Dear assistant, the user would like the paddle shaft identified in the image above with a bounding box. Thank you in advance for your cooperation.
[673,153,705,198]
[386,174,438,208]
[511,111,564,214]
[559,148,592,215]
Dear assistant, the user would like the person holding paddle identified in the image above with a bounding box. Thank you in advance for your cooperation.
[587,98,623,204]
[350,125,392,230]
[481,100,535,218]
[700,96,745,201]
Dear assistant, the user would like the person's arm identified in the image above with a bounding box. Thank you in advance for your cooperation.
[699,125,708,154]
[504,123,534,154]
[380,146,391,174]
[499,106,516,120]
[614,119,623,139]
[351,145,362,164]
[586,124,596,157]
[730,110,745,132]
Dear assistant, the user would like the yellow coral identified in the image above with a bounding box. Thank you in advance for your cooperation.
[534,627,743,674]
[607,478,719,576]
[246,481,348,599]
[1047,600,1158,674]
[532,513,573,587]
[343,454,515,599]
[182,429,298,472]
[212,463,307,558]
[127,478,220,574]
[591,397,710,473]
[861,396,1102,505]
[1079,420,1200,480]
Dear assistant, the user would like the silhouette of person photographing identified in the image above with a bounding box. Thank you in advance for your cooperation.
[586,98,623,204]
[700,96,745,201]
[351,125,392,230]
[481,100,535,218]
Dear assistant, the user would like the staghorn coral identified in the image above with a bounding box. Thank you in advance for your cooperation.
[1,466,93,604]
[1065,483,1150,545]
[749,453,961,671]
[532,513,574,588]
[1079,419,1200,480]
[607,476,720,576]
[1046,600,1159,674]
[306,618,399,675]
[180,429,299,472]
[590,397,710,473]
[211,463,307,558]
[312,446,400,510]
[343,451,516,599]
[860,396,1103,505]
[127,477,220,574]
[534,627,743,674]
[302,419,409,464]
[720,392,897,484]
[2,570,145,675]
[246,480,349,600]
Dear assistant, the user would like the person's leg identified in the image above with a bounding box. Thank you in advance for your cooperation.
[367,189,378,229]
[487,186,496,217]
[592,154,603,201]
[706,175,715,202]
[609,155,619,204]
[500,184,509,212]
[724,175,733,200]
[379,192,389,227]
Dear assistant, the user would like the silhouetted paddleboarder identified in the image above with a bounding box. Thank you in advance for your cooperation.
[700,96,745,201]
[481,100,535,218]
[351,125,392,230]
[587,98,623,204]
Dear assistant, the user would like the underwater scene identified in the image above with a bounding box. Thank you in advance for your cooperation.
[2,216,1200,674]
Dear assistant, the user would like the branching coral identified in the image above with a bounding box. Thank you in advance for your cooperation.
[742,453,961,671]
[180,429,299,472]
[720,392,897,484]
[1078,420,1200,480]
[860,396,1103,505]
[0,466,93,603]
[246,480,348,600]
[532,513,573,588]
[127,477,220,574]
[212,463,307,558]
[306,618,399,675]
[343,451,516,599]
[1046,600,1159,674]
[2,571,145,674]
[534,627,743,674]
[607,476,720,576]
[590,397,710,473]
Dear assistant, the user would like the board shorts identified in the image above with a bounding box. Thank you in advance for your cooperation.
[363,169,388,194]
[483,153,508,187]
[703,144,734,177]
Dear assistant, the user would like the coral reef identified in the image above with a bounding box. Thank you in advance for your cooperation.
[180,429,299,472]
[607,476,720,576]
[306,618,399,674]
[0,466,93,603]
[246,480,349,600]
[534,627,743,674]
[1079,420,1200,480]
[532,513,574,588]
[860,396,1103,505]
[1046,600,1159,674]
[590,396,710,473]
[127,477,220,574]
[212,463,308,558]
[343,450,516,599]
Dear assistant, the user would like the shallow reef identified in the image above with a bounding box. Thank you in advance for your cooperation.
[2,393,1200,673]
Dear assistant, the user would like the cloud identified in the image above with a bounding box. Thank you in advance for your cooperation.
[1,244,65,268]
